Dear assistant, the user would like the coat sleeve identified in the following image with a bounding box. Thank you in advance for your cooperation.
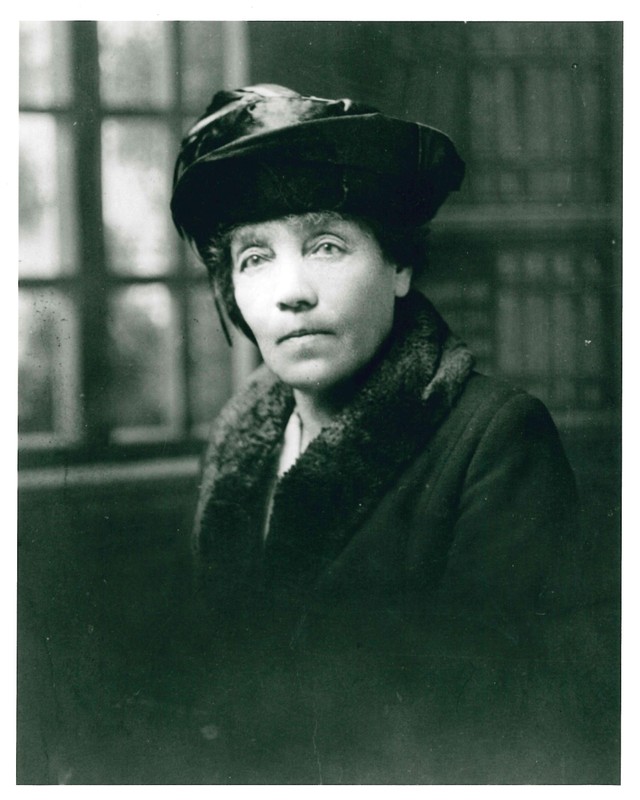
[403,392,607,781]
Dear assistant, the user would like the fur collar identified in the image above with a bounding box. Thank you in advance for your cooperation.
[194,290,474,593]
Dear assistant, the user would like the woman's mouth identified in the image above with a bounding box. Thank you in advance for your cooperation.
[277,329,332,344]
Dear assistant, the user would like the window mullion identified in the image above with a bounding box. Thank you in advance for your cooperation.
[172,22,194,437]
[71,22,111,449]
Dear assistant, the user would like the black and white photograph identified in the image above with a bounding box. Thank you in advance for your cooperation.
[16,16,623,786]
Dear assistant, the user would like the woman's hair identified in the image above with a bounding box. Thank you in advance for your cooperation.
[193,211,431,343]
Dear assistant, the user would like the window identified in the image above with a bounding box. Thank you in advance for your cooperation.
[19,21,256,467]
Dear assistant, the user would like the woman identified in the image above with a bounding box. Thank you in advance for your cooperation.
[170,85,591,784]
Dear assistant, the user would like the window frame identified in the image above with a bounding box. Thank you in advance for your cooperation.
[19,21,257,470]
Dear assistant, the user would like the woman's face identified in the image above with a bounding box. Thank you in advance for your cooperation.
[231,213,411,395]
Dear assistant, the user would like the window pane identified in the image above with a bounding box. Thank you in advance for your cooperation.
[19,113,76,277]
[98,22,173,108]
[108,284,183,439]
[180,22,225,112]
[19,289,80,442]
[19,21,71,107]
[102,119,175,275]
[188,288,233,431]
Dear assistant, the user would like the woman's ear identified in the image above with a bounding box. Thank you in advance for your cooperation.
[393,265,413,298]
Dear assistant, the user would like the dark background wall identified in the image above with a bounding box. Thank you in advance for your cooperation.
[246,20,622,604]
[18,21,621,784]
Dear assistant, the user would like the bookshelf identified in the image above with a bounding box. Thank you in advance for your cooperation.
[249,21,621,427]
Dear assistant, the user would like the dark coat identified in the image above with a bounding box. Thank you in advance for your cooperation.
[183,291,595,784]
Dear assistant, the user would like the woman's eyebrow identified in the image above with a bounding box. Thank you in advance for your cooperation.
[231,228,272,252]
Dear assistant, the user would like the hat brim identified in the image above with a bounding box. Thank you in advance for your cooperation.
[171,114,464,240]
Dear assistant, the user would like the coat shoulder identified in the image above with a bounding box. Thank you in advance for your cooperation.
[433,371,566,458]
[400,371,578,544]
[452,371,550,423]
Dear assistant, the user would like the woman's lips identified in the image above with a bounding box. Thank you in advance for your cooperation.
[277,329,333,344]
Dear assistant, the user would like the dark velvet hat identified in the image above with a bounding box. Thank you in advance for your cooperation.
[171,84,465,242]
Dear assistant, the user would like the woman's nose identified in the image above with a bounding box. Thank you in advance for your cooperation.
[274,259,318,311]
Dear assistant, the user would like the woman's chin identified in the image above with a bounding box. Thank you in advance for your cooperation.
[268,360,351,397]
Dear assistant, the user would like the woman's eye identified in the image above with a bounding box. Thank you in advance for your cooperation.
[312,241,344,257]
[239,253,265,271]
